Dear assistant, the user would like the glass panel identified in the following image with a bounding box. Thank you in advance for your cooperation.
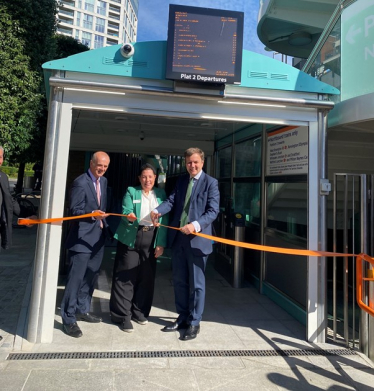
[264,231,307,309]
[95,17,105,32]
[306,17,341,103]
[84,0,94,12]
[218,181,231,209]
[83,14,93,29]
[234,182,260,225]
[235,136,261,177]
[266,182,307,238]
[76,11,81,26]
[94,35,104,49]
[82,31,92,47]
[217,147,231,178]
[97,1,107,16]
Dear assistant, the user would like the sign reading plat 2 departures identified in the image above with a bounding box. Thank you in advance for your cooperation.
[266,126,309,176]
[166,5,244,85]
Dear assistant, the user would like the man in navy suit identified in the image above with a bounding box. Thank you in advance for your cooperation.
[152,147,219,340]
[61,151,110,338]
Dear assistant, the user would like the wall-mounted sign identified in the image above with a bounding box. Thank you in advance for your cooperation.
[166,5,244,85]
[266,126,308,176]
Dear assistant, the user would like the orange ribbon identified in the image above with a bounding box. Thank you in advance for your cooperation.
[18,212,374,316]
[18,212,356,258]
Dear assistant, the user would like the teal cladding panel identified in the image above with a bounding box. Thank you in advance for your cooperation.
[341,0,374,101]
[43,41,339,95]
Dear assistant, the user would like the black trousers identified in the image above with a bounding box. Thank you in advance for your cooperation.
[110,228,156,322]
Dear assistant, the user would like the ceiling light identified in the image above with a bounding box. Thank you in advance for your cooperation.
[219,101,286,108]
[66,88,126,95]
[74,105,125,112]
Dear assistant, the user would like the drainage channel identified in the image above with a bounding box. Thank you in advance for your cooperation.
[7,348,357,361]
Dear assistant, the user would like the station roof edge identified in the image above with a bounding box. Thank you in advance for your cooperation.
[42,41,339,96]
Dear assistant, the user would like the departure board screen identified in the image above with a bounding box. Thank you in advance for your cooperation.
[166,5,244,85]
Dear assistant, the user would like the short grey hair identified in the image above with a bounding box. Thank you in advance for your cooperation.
[0,145,4,153]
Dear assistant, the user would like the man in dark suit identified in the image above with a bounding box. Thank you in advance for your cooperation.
[0,145,21,344]
[151,147,219,340]
[0,146,20,251]
[61,151,110,338]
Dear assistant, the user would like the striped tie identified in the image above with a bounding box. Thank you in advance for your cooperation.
[96,179,103,228]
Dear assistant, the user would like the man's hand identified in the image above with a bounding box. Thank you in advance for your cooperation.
[180,223,195,235]
[154,246,164,258]
[150,211,161,226]
[94,210,109,220]
[126,212,137,222]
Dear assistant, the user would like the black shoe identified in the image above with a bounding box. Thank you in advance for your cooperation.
[132,314,148,325]
[162,320,189,332]
[76,312,102,323]
[119,319,134,333]
[181,325,200,341]
[63,322,83,338]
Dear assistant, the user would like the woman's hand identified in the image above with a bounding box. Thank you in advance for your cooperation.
[154,246,164,258]
[127,212,137,222]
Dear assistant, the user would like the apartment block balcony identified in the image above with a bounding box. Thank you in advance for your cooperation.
[108,13,120,21]
[59,9,74,18]
[109,5,121,14]
[58,17,74,26]
[57,26,73,36]
[60,0,75,8]
[107,22,119,31]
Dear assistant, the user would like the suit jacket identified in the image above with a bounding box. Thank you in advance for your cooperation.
[114,186,169,248]
[65,171,109,253]
[157,171,220,256]
[0,170,20,249]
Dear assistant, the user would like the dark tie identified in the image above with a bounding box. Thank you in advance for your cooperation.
[180,178,193,227]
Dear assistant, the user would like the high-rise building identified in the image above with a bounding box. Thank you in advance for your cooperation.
[56,0,138,49]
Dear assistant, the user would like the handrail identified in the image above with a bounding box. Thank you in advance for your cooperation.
[356,253,374,317]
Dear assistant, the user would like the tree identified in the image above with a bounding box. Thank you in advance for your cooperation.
[0,0,58,74]
[0,7,41,161]
[54,34,90,60]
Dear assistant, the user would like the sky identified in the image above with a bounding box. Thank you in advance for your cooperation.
[136,0,270,57]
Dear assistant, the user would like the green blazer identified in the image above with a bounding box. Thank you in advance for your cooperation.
[114,186,169,248]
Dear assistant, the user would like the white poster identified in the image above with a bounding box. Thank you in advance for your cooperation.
[266,126,308,176]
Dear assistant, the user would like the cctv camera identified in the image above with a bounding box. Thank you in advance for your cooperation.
[139,131,145,141]
[120,43,135,58]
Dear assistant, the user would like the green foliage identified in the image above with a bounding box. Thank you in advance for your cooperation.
[0,0,58,73]
[0,166,18,178]
[0,0,57,164]
[0,7,42,162]
[0,166,33,178]
[54,34,90,60]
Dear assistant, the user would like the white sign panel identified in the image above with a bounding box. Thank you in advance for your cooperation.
[266,126,308,176]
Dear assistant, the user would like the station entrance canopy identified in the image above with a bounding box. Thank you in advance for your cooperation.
[27,41,339,344]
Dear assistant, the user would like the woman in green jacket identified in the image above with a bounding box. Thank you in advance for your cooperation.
[110,163,168,332]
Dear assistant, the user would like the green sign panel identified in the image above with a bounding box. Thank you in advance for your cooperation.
[342,0,374,100]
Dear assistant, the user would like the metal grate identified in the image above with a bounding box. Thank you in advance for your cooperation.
[7,349,357,361]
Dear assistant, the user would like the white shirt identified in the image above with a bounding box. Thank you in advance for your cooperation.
[139,190,158,226]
